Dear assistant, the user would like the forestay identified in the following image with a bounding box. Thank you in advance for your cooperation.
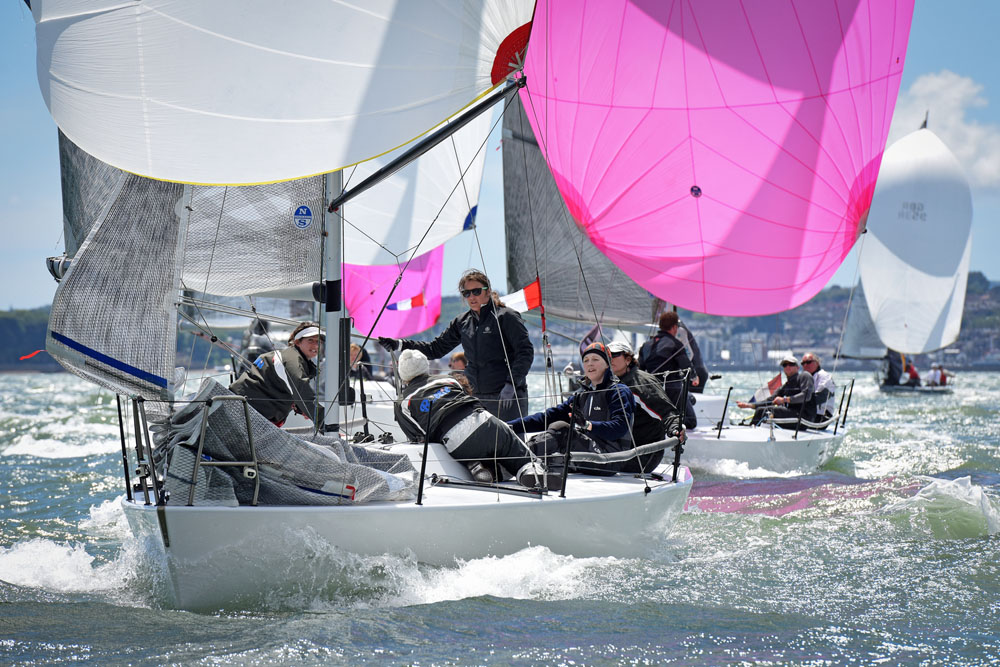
[858,128,973,354]
[31,0,534,185]
[840,283,887,359]
[521,0,914,316]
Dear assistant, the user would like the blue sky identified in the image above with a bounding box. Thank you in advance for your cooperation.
[3,1,998,310]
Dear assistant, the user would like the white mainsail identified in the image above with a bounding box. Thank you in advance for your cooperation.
[858,128,973,354]
[31,0,534,185]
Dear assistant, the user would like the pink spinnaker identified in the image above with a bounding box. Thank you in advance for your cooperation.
[522,0,913,315]
[344,247,443,339]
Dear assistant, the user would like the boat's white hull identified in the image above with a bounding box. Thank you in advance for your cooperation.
[683,424,843,475]
[123,465,692,609]
[879,384,952,395]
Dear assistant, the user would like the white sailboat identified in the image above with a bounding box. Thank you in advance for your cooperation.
[842,123,973,394]
[30,1,693,609]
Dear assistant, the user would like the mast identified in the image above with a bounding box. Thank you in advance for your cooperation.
[322,169,347,430]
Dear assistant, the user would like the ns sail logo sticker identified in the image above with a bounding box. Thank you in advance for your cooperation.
[293,205,313,229]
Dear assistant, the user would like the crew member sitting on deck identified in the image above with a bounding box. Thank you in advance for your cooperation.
[736,355,815,428]
[393,349,539,486]
[801,352,836,422]
[507,342,636,475]
[230,322,324,427]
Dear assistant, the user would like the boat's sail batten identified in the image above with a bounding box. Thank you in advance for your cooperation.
[46,175,185,402]
[502,97,659,328]
[521,0,914,317]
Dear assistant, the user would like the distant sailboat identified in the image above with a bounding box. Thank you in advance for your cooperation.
[842,122,973,393]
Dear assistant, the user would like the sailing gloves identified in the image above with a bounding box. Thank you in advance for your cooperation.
[499,383,517,414]
[377,337,399,352]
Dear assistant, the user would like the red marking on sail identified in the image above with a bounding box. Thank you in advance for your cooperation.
[491,22,532,85]
[19,350,45,360]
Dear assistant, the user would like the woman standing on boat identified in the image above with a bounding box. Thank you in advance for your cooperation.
[230,321,324,427]
[379,270,533,421]
[507,342,635,475]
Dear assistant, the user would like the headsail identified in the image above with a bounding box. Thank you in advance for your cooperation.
[521,0,914,316]
[857,128,973,354]
[503,96,661,328]
[31,0,534,185]
[47,176,186,402]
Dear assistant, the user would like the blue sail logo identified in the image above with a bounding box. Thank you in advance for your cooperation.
[293,205,313,229]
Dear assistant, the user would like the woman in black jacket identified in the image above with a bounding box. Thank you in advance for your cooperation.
[379,270,533,421]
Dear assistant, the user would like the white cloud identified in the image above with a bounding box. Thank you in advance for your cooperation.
[888,70,1000,191]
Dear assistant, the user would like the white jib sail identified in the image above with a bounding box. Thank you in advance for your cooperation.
[859,128,973,354]
[32,0,534,185]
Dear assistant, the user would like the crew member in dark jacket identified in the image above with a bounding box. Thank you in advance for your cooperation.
[508,342,635,474]
[379,270,533,421]
[607,341,684,473]
[230,321,324,427]
[737,355,815,427]
[638,311,700,405]
[393,349,535,484]
[675,319,709,393]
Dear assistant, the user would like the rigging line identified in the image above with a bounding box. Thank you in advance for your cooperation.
[833,231,868,375]
[520,87,610,347]
[181,186,231,373]
[449,133,475,218]
[330,96,517,422]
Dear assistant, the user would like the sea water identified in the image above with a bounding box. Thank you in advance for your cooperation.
[1,370,999,664]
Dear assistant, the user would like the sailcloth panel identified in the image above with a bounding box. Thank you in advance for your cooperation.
[859,129,973,354]
[840,283,887,359]
[522,0,913,316]
[502,97,660,327]
[343,112,492,266]
[344,247,443,338]
[32,0,534,185]
[58,131,127,258]
[182,179,326,297]
[47,175,185,401]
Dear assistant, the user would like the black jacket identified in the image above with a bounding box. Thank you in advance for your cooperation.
[638,330,694,377]
[767,371,816,422]
[507,369,634,444]
[616,365,682,472]
[402,299,533,394]
[229,346,323,424]
[394,374,480,442]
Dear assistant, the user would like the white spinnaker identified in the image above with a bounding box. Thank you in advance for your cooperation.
[859,128,973,354]
[32,0,533,185]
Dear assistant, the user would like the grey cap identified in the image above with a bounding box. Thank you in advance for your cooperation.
[780,355,799,366]
[607,341,633,356]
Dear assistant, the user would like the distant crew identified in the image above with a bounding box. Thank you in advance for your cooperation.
[638,311,700,407]
[801,352,836,422]
[736,355,815,428]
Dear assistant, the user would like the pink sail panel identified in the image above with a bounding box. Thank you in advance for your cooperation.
[522,0,913,315]
[343,247,443,339]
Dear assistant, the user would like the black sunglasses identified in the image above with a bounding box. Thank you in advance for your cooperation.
[610,351,626,358]
[461,287,486,297]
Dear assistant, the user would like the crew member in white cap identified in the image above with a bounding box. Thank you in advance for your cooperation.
[736,355,815,427]
[393,349,542,486]
[230,321,325,427]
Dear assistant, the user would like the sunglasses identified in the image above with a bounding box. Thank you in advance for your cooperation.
[802,359,817,364]
[781,362,797,367]
[610,351,626,358]
[461,287,486,297]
